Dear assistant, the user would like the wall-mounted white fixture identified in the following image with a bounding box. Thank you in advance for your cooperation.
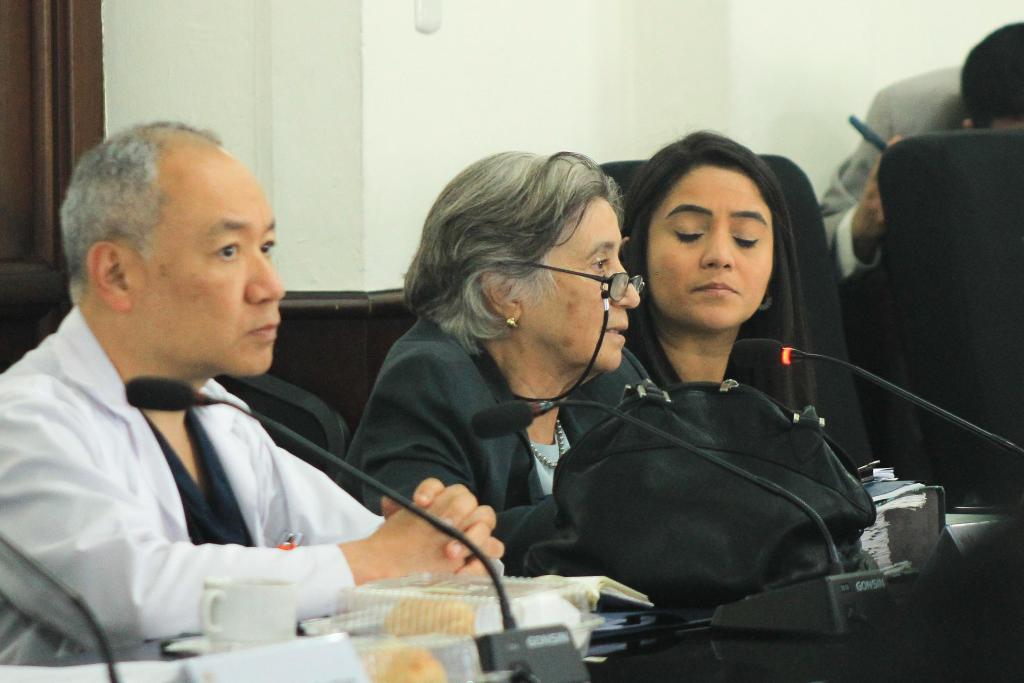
[414,0,442,34]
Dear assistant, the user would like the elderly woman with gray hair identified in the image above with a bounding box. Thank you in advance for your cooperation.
[346,151,645,573]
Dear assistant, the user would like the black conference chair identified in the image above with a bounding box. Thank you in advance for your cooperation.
[217,373,352,489]
[879,129,1024,507]
[602,156,873,467]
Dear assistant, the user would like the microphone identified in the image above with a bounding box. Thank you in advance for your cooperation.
[730,338,793,369]
[126,377,513,625]
[470,401,555,438]
[473,394,845,573]
[472,387,892,636]
[0,531,121,683]
[126,377,587,682]
[125,377,217,411]
[731,339,1024,463]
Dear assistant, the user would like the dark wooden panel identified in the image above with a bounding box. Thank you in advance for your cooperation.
[0,265,66,305]
[271,290,415,432]
[0,0,104,364]
[30,0,57,262]
[0,304,66,372]
[0,1,36,261]
[364,290,417,391]
[54,0,105,235]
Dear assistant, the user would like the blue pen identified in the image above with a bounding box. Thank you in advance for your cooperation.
[848,115,887,152]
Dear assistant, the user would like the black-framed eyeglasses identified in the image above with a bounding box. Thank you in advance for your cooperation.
[516,262,644,302]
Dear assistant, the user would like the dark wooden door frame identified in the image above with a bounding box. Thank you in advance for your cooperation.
[0,0,104,367]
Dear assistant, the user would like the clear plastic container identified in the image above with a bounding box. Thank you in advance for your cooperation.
[303,613,605,658]
[302,574,602,652]
[351,634,482,683]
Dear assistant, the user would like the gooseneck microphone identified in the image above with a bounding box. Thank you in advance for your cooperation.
[473,387,893,636]
[127,377,589,682]
[125,379,217,411]
[731,338,1024,463]
[471,401,546,439]
[126,377,514,629]
[473,395,844,573]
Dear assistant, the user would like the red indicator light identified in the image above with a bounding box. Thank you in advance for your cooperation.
[781,347,793,366]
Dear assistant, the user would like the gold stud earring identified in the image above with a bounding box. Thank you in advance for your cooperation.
[505,317,519,329]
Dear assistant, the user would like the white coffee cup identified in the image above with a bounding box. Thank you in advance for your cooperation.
[201,577,297,646]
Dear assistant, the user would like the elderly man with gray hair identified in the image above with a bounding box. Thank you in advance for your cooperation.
[0,122,502,663]
[347,151,647,573]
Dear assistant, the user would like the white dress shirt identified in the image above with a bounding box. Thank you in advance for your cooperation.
[0,308,382,662]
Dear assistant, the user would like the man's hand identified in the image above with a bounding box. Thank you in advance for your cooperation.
[342,478,503,584]
[851,135,902,262]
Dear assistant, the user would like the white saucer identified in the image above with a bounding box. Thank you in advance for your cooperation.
[162,636,290,656]
[162,636,212,656]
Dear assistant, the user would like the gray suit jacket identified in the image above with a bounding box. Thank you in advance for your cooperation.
[820,67,966,268]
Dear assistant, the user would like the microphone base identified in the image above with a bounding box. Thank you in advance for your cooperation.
[710,569,892,636]
[476,625,590,683]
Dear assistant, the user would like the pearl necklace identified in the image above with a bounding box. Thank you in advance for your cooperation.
[529,420,569,469]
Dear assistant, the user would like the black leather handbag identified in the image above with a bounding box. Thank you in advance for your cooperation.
[525,380,876,607]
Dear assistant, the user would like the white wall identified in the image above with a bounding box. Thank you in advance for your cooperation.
[103,0,1023,291]
[628,0,733,156]
[104,1,271,177]
[360,0,639,289]
[725,0,1024,197]
[104,0,363,290]
[265,2,364,289]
